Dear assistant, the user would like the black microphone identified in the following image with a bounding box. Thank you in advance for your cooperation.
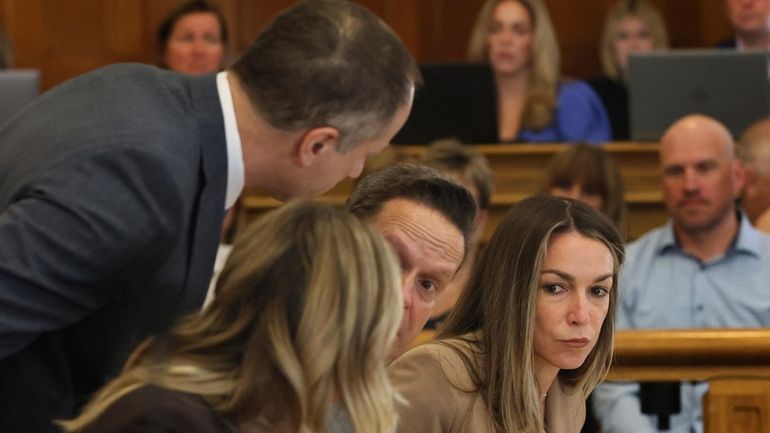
[640,381,681,431]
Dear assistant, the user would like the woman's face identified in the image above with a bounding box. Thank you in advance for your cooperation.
[486,1,533,76]
[164,12,225,75]
[548,181,604,211]
[533,232,613,372]
[612,15,655,78]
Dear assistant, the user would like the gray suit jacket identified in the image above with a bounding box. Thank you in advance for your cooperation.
[0,63,228,432]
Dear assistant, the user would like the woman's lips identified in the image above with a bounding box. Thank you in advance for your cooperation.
[560,338,590,348]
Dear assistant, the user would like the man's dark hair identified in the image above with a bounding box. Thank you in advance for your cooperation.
[346,163,477,249]
[157,1,229,57]
[229,0,421,151]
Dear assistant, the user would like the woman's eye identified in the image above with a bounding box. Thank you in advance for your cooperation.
[591,286,610,298]
[544,283,564,294]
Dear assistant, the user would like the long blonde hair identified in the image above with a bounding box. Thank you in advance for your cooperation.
[600,0,669,80]
[62,200,403,433]
[467,0,560,130]
[438,196,624,433]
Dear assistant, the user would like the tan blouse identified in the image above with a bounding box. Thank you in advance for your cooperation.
[388,339,586,433]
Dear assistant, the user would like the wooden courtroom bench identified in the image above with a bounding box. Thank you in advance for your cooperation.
[610,328,770,433]
[411,328,770,433]
[238,142,667,241]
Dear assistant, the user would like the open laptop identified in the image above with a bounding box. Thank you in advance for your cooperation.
[628,50,769,141]
[392,63,498,144]
[0,69,40,127]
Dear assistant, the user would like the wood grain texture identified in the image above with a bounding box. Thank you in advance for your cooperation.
[0,0,734,90]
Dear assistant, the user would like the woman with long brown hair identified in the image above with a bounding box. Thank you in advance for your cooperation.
[390,195,624,433]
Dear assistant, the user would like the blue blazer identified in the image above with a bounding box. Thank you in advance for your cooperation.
[0,64,228,432]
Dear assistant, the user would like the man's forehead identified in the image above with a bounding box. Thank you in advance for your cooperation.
[369,199,465,263]
[660,135,732,165]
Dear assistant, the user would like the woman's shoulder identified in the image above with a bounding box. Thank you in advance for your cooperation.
[388,338,479,392]
[553,78,612,142]
[557,78,604,102]
[81,385,234,433]
[389,337,491,433]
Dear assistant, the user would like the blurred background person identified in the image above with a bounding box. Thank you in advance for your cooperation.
[588,0,670,140]
[157,0,228,75]
[390,196,625,433]
[0,23,12,69]
[738,117,770,233]
[61,200,403,433]
[421,139,494,328]
[468,0,611,143]
[718,0,770,50]
[540,143,627,238]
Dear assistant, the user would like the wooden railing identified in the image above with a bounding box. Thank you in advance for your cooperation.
[608,328,770,381]
[608,329,770,433]
[238,142,667,241]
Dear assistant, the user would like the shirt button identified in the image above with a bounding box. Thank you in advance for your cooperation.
[696,304,704,311]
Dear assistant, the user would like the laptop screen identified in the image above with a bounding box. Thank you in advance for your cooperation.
[0,69,40,128]
[628,50,769,141]
[392,63,498,144]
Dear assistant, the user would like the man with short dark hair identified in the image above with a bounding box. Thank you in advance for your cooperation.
[593,114,770,433]
[420,139,494,327]
[347,163,477,359]
[0,1,418,431]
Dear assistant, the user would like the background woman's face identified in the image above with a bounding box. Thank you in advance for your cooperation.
[612,15,654,78]
[533,232,613,372]
[164,12,224,75]
[486,1,533,76]
[548,182,604,211]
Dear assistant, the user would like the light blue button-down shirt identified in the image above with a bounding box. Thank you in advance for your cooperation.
[593,214,770,433]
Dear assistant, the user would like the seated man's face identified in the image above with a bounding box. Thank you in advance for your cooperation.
[726,0,770,36]
[368,198,465,360]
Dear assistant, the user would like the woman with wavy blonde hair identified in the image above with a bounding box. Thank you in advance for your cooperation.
[589,0,669,139]
[468,0,610,143]
[61,200,403,433]
[390,195,624,433]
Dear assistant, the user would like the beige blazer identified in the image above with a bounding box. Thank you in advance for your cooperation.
[389,339,586,433]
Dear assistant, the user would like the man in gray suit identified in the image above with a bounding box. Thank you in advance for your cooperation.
[0,1,419,431]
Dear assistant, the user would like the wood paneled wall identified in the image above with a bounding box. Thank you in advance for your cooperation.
[0,0,733,91]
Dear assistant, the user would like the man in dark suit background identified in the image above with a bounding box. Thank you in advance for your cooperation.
[0,1,419,431]
[718,0,770,49]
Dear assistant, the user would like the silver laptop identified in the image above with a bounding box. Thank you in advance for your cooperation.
[0,69,40,127]
[628,50,769,140]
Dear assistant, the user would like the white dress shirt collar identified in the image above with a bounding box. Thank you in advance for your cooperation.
[216,71,244,209]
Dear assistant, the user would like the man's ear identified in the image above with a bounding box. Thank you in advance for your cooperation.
[733,160,749,196]
[296,126,341,167]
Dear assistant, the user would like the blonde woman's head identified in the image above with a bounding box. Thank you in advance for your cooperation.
[63,200,403,433]
[600,0,669,80]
